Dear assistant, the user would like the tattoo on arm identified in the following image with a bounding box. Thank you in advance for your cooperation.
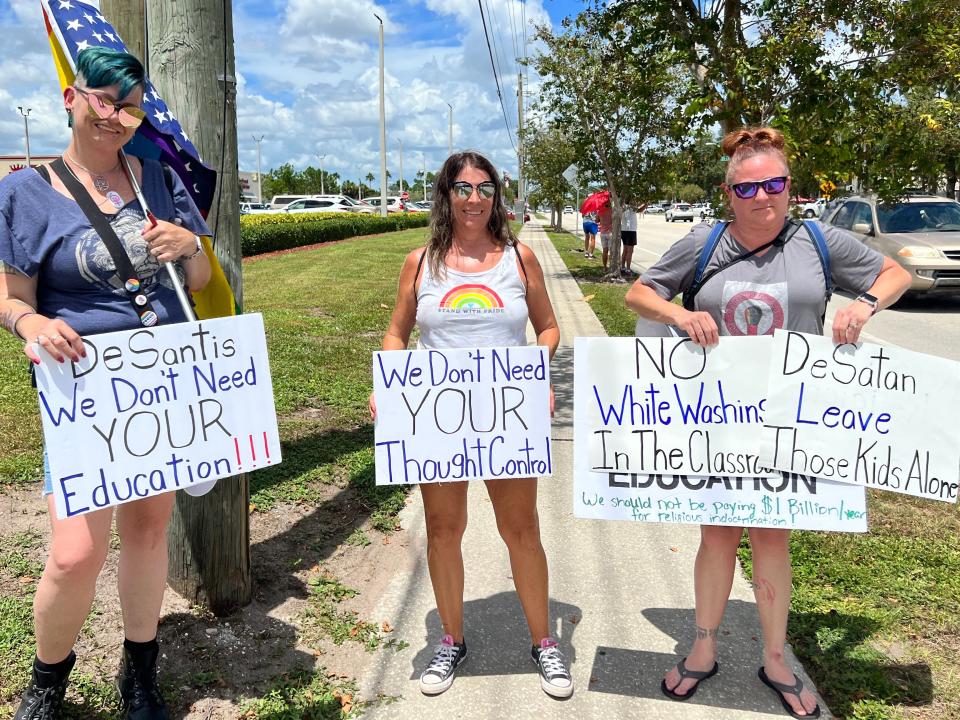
[696,626,720,641]
[0,260,26,276]
[0,299,36,335]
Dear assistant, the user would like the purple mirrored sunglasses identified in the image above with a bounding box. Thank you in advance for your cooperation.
[730,176,788,199]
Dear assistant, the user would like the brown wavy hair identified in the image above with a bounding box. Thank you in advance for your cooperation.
[722,126,790,184]
[428,151,516,278]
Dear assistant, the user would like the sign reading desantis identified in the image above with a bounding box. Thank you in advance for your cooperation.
[35,315,281,518]
[373,346,552,485]
[758,330,960,503]
[582,336,775,477]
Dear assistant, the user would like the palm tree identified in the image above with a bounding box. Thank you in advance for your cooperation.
[365,172,375,196]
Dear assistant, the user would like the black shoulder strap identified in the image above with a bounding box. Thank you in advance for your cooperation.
[36,165,51,184]
[49,157,161,327]
[412,248,428,296]
[512,239,528,284]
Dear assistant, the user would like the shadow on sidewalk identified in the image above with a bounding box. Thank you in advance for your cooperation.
[406,592,583,680]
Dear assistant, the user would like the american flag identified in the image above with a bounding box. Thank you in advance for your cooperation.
[41,0,217,214]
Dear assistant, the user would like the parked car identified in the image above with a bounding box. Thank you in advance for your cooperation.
[563,205,575,214]
[799,198,827,218]
[665,203,695,222]
[822,194,960,294]
[313,194,377,214]
[699,206,716,220]
[643,204,666,214]
[366,196,409,213]
[267,198,352,214]
[240,202,270,214]
[268,194,310,209]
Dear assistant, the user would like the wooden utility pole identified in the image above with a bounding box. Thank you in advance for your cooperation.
[99,0,146,63]
[100,0,251,615]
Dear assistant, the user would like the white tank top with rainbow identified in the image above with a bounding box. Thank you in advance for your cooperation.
[416,243,528,350]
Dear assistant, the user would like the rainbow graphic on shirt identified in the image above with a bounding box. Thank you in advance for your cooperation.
[439,284,505,314]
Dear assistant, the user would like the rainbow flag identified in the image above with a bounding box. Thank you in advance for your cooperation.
[40,0,237,318]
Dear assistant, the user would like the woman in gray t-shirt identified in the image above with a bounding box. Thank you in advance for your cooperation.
[626,127,910,718]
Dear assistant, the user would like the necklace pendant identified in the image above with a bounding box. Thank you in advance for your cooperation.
[107,191,124,209]
[93,176,110,193]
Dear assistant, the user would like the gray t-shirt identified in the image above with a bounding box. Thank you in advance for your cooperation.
[641,220,884,336]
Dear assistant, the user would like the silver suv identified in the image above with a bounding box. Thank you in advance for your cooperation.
[823,194,960,294]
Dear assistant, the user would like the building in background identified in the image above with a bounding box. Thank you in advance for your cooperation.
[238,170,262,201]
[1,155,59,179]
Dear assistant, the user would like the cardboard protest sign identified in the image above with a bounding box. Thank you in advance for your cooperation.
[579,336,773,477]
[573,339,867,531]
[35,315,281,518]
[758,330,960,503]
[373,346,552,485]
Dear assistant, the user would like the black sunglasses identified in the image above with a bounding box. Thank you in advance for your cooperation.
[452,181,496,199]
[730,176,788,199]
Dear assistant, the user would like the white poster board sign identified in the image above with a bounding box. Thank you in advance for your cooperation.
[573,338,867,531]
[581,336,774,476]
[373,346,552,485]
[35,315,281,518]
[759,330,960,503]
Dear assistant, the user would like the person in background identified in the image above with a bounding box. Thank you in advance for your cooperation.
[625,126,910,718]
[0,47,211,720]
[620,205,638,275]
[582,213,599,259]
[371,150,571,699]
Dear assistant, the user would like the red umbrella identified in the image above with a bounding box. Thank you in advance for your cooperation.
[580,190,610,214]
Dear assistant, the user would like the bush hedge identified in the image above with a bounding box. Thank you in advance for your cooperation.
[239,211,430,256]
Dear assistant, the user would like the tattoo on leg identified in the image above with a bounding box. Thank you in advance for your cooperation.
[751,578,776,604]
[695,625,719,641]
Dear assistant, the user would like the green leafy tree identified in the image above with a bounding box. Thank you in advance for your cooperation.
[521,124,576,229]
[533,7,681,277]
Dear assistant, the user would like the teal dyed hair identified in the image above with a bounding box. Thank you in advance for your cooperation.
[75,47,145,99]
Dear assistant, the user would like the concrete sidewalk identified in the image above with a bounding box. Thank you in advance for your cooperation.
[358,221,829,718]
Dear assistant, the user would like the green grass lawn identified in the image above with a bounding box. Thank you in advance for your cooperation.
[546,227,960,720]
[0,227,430,718]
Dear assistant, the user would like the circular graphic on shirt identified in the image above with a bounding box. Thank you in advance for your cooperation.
[75,207,184,295]
[723,290,785,336]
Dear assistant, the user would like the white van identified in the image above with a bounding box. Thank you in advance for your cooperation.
[269,194,309,209]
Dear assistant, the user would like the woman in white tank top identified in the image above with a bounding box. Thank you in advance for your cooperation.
[372,152,571,698]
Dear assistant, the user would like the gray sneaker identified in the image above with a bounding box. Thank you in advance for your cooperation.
[532,638,573,698]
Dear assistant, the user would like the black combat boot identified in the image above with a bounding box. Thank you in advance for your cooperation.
[116,639,169,720]
[13,651,76,720]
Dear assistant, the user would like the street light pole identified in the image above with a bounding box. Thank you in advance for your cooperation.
[374,13,388,218]
[318,154,326,195]
[252,134,264,203]
[17,107,31,169]
[398,139,403,195]
[422,153,427,201]
[446,103,453,157]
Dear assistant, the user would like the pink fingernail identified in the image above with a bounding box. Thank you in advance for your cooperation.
[32,358,40,365]
[57,357,64,363]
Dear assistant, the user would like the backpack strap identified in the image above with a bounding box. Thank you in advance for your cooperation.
[683,221,728,311]
[35,165,51,184]
[693,221,728,287]
[802,220,833,303]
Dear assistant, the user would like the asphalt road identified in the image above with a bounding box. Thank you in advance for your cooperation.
[561,211,960,362]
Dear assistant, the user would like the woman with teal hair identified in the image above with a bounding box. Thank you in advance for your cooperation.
[0,47,212,720]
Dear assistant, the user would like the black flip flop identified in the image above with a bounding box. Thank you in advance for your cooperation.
[758,666,822,719]
[660,657,719,701]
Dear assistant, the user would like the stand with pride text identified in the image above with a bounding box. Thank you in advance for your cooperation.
[35,315,282,518]
[759,330,960,502]
[373,346,552,485]
[573,336,867,531]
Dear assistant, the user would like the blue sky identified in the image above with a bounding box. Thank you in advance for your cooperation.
[0,0,586,187]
